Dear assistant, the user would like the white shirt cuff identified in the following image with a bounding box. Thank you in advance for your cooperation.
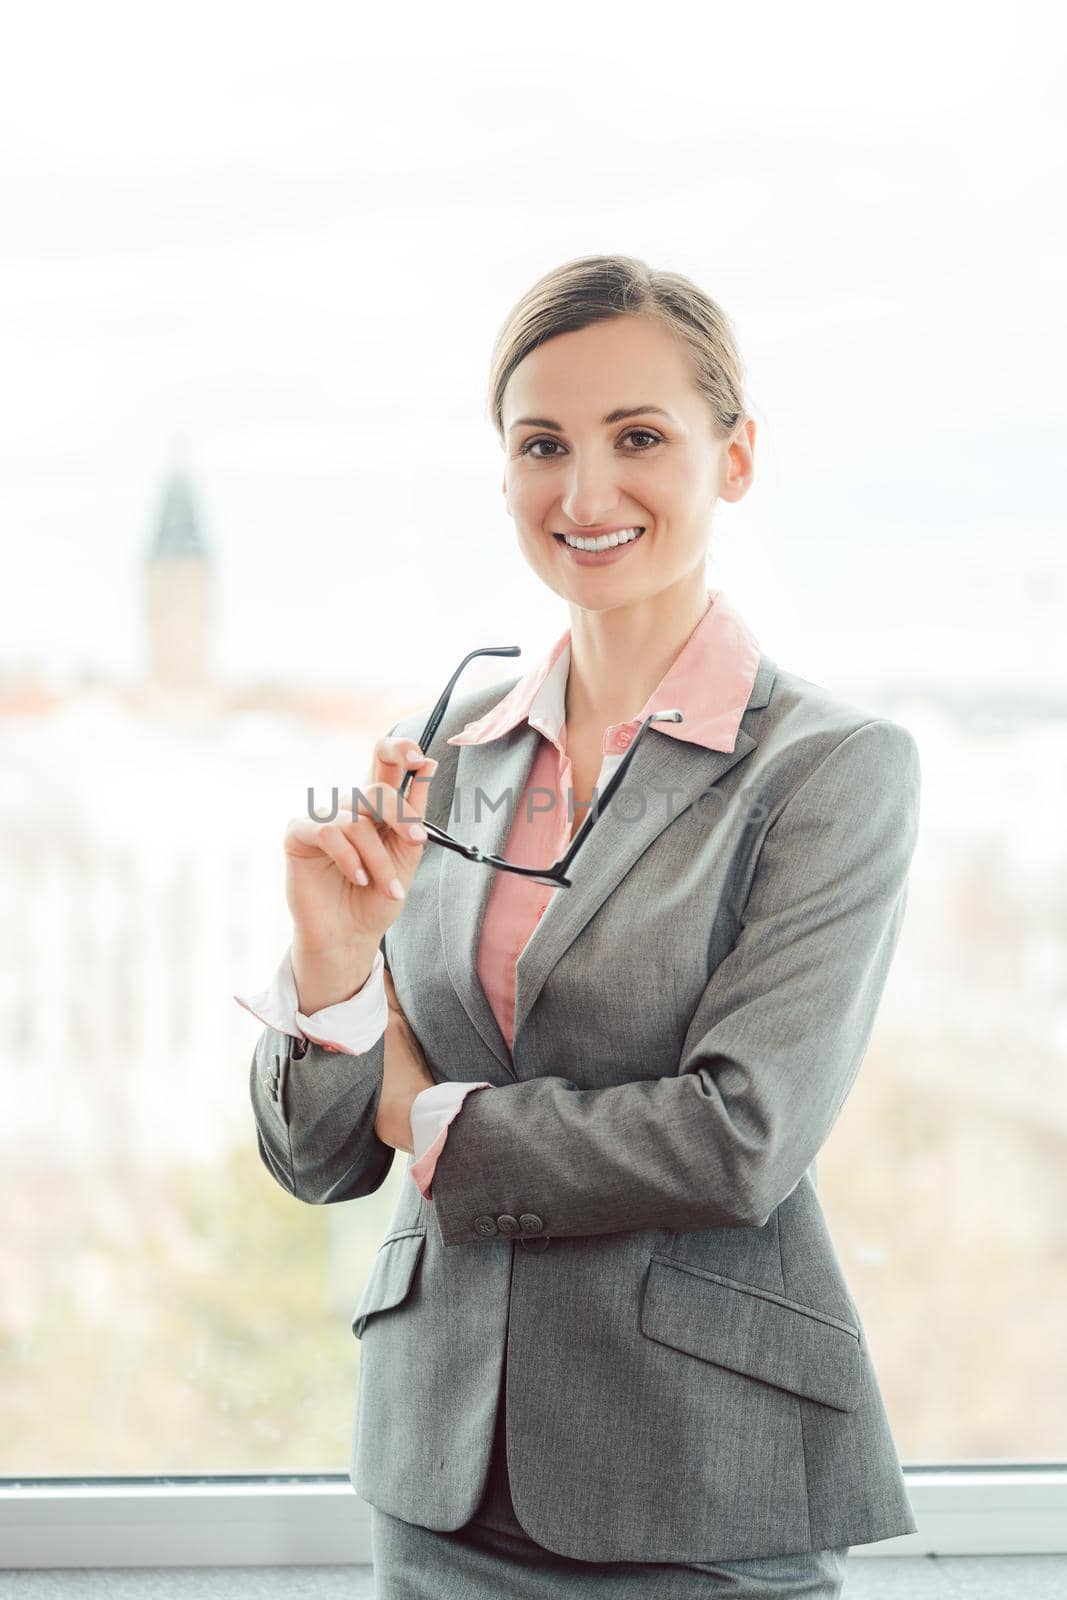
[234,945,389,1054]
[409,1080,491,1164]
[408,1081,493,1199]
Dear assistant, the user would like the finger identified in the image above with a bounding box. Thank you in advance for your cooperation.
[284,814,350,861]
[285,813,383,893]
[336,814,410,900]
[352,780,430,852]
[313,822,372,888]
[286,804,408,901]
[372,736,437,790]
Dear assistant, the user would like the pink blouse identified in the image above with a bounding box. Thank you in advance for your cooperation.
[235,586,762,1201]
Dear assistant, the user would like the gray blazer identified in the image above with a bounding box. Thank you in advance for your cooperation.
[249,651,922,1564]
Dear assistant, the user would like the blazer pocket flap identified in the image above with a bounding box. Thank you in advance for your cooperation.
[640,1256,861,1413]
[351,1230,425,1341]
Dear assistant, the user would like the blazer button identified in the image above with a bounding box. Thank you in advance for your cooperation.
[475,1215,498,1237]
[519,1213,543,1234]
[496,1214,519,1236]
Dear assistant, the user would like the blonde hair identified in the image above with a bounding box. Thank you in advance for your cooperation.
[486,254,749,447]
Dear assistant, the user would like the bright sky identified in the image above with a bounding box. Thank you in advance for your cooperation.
[2,0,1064,702]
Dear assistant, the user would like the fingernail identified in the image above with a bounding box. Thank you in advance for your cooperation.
[408,823,428,842]
[406,751,423,767]
[389,878,406,900]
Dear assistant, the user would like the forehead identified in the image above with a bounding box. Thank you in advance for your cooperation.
[503,315,698,420]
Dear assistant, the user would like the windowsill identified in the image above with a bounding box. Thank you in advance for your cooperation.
[1,1468,1065,1572]
[2,1556,1067,1597]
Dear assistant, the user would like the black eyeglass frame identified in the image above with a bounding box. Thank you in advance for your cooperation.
[396,645,683,889]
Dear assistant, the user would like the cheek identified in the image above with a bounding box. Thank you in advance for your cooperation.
[505,471,545,513]
[650,456,698,499]
[654,465,709,530]
[507,485,558,547]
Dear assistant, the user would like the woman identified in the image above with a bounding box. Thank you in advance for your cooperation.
[237,255,921,1596]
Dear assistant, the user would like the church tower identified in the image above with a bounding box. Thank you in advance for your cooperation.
[145,467,213,691]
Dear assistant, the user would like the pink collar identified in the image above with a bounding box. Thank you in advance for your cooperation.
[446,588,762,756]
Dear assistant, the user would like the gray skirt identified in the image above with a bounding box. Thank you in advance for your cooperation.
[370,1368,850,1598]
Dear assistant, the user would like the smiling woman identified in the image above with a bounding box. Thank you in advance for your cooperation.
[243,253,920,1599]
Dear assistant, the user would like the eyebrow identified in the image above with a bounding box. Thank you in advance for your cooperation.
[507,404,675,435]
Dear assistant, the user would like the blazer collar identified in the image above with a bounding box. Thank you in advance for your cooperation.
[435,591,777,1077]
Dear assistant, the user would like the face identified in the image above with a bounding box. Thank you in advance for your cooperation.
[501,313,754,610]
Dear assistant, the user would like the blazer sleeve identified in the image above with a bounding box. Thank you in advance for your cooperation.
[249,1017,396,1203]
[410,1081,493,1198]
[245,721,401,1204]
[428,717,922,1247]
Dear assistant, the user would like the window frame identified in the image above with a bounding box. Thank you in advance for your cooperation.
[2,1468,1066,1566]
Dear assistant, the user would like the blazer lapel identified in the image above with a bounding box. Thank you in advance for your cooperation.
[438,652,777,1078]
[437,721,544,1079]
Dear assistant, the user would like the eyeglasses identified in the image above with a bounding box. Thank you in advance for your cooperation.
[397,645,684,889]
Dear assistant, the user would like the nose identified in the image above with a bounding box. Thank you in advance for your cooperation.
[559,454,627,529]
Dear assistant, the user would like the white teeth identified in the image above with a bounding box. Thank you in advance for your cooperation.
[561,527,644,552]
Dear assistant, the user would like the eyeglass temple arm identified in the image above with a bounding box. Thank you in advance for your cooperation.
[398,646,522,802]
[554,708,684,875]
[419,644,521,748]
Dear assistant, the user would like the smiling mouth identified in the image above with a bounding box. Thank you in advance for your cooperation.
[553,527,646,551]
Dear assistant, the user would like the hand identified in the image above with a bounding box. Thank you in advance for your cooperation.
[283,735,438,955]
[374,968,436,1153]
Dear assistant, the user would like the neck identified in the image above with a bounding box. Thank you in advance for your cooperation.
[563,567,712,733]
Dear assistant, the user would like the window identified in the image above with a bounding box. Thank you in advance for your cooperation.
[3,0,1063,1566]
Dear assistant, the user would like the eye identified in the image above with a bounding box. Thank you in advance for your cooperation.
[518,437,563,459]
[518,427,664,460]
[624,428,663,450]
